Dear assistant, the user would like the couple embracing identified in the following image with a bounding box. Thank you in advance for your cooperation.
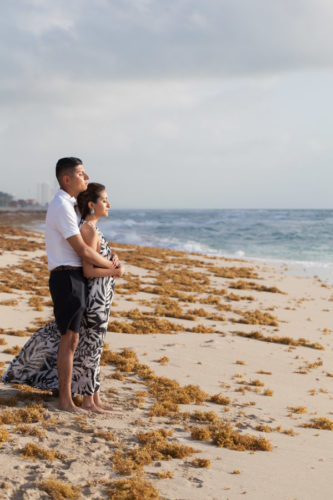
[3,157,124,413]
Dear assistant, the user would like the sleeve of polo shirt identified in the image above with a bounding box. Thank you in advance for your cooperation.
[54,202,80,240]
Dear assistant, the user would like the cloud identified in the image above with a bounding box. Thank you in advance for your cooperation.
[16,3,74,36]
[1,1,333,208]
[1,0,333,83]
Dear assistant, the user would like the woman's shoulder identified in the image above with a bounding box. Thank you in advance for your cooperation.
[80,221,99,245]
[80,220,94,233]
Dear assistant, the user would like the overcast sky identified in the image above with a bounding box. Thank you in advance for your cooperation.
[1,0,333,208]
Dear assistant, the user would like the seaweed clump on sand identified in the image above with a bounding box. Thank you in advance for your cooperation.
[0,426,10,447]
[0,299,19,306]
[116,274,143,295]
[191,421,272,451]
[151,297,195,320]
[105,475,162,500]
[112,244,170,272]
[28,296,46,311]
[187,324,217,334]
[233,330,324,350]
[2,328,32,337]
[36,477,81,499]
[226,292,255,301]
[229,280,284,293]
[141,263,210,298]
[255,425,272,433]
[209,394,231,405]
[0,235,43,253]
[20,442,65,461]
[3,345,21,355]
[0,386,52,407]
[0,270,40,294]
[157,268,210,294]
[208,266,259,280]
[0,404,48,425]
[148,377,208,417]
[302,417,333,430]
[287,406,307,415]
[187,410,219,423]
[232,310,279,327]
[108,317,184,334]
[156,356,169,365]
[190,458,211,468]
[14,424,46,438]
[111,428,198,476]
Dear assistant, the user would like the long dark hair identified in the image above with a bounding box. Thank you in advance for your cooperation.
[77,182,105,220]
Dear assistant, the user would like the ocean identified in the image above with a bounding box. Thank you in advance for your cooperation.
[100,209,333,283]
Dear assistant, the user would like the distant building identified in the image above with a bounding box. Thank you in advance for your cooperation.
[37,182,52,206]
[6,198,38,209]
[0,191,13,207]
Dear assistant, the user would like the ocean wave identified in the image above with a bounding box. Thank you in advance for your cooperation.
[106,218,221,230]
[107,227,333,276]
[100,209,333,282]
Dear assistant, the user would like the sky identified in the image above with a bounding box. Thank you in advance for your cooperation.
[1,0,333,209]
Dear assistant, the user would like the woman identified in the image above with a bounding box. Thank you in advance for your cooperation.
[2,183,123,413]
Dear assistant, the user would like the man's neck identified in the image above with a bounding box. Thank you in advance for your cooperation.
[60,186,76,198]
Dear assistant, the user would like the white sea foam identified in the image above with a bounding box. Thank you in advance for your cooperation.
[101,209,333,283]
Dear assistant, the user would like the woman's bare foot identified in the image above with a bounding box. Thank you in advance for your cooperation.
[81,402,107,414]
[82,395,111,414]
[58,403,82,413]
[93,392,119,411]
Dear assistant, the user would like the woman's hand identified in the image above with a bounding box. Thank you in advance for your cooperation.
[111,253,120,268]
[113,262,125,279]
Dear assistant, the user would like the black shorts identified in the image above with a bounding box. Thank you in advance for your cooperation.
[49,269,88,335]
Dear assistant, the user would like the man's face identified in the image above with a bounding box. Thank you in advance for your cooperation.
[68,165,89,196]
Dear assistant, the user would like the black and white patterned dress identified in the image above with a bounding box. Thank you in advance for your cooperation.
[2,224,115,396]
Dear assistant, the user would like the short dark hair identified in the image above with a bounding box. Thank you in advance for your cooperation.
[77,182,106,220]
[55,157,82,182]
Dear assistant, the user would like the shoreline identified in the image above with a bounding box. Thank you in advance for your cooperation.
[2,209,332,284]
[0,209,46,231]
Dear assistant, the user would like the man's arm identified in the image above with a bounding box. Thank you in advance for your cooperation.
[79,223,124,279]
[67,233,116,270]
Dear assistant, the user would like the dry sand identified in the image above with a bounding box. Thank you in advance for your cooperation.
[0,217,332,500]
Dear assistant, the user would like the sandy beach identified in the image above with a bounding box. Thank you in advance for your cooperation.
[0,216,332,500]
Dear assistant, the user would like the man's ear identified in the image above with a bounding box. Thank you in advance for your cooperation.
[61,174,71,188]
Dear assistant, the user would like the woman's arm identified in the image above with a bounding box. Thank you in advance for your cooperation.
[80,224,124,279]
[84,262,124,279]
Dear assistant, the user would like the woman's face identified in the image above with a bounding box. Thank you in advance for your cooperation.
[92,190,111,218]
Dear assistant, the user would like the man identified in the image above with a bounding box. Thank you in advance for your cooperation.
[45,157,121,411]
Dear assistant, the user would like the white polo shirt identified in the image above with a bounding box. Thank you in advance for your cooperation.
[45,189,82,271]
